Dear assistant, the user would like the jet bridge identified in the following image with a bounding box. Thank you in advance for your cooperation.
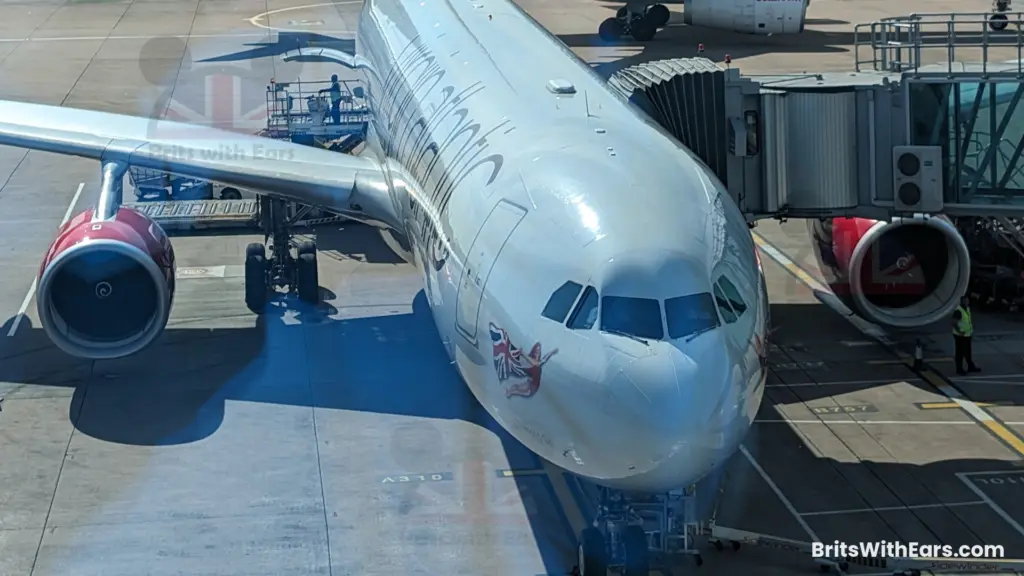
[607,12,1024,224]
[608,11,1024,313]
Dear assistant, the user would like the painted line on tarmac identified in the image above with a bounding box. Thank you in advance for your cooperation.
[248,2,361,34]
[8,182,84,337]
[752,231,1024,460]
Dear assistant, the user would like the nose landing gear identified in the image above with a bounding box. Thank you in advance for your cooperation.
[598,4,671,42]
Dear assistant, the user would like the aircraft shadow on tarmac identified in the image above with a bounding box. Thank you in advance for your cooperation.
[312,223,409,264]
[197,31,356,66]
[0,295,576,572]
[0,289,504,446]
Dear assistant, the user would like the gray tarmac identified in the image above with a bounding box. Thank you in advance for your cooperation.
[4,0,1024,575]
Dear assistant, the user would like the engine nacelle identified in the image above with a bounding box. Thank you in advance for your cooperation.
[808,216,971,329]
[38,207,176,359]
[683,0,809,34]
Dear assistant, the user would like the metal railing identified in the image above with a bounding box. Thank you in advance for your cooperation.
[853,12,1024,75]
[264,78,370,139]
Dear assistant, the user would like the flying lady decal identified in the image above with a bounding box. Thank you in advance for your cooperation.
[489,323,558,399]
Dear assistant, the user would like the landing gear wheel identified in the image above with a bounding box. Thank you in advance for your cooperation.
[220,187,242,200]
[990,12,1009,31]
[645,4,670,27]
[577,527,608,576]
[622,525,650,575]
[630,18,657,41]
[694,554,704,567]
[297,239,316,257]
[599,17,624,41]
[244,242,268,313]
[296,252,319,305]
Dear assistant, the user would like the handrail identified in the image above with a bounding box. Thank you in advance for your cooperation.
[853,12,1024,76]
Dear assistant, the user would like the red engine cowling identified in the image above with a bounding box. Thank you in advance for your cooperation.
[37,207,176,359]
[808,216,971,328]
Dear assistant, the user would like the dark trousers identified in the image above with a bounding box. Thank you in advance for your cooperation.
[331,101,341,125]
[954,335,976,373]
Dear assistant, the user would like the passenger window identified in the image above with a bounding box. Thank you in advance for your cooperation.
[666,292,721,339]
[542,281,583,323]
[567,285,599,329]
[717,277,748,316]
[601,296,664,340]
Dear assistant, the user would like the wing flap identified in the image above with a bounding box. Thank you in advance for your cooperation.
[0,100,391,221]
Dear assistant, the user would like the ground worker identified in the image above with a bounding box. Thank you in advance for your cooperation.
[318,74,342,125]
[952,296,981,376]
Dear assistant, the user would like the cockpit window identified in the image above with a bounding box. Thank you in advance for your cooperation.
[717,276,748,317]
[713,283,738,324]
[600,296,664,340]
[567,285,599,329]
[542,281,583,323]
[665,293,720,339]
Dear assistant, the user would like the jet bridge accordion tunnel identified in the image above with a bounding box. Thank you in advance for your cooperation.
[607,58,978,327]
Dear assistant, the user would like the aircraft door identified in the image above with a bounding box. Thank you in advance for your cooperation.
[455,200,527,343]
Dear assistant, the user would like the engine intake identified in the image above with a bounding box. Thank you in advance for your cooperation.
[38,207,175,359]
[809,216,971,328]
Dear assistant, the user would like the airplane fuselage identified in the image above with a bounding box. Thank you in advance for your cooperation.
[354,0,769,493]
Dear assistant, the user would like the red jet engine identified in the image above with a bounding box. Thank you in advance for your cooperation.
[808,216,971,328]
[37,207,176,359]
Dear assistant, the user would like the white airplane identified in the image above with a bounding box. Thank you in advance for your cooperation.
[599,0,813,42]
[0,0,771,573]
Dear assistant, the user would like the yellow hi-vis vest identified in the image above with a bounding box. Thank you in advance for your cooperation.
[954,306,973,337]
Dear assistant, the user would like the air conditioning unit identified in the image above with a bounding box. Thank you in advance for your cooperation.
[892,146,943,212]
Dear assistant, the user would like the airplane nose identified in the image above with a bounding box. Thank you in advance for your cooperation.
[622,345,732,434]
[602,341,744,487]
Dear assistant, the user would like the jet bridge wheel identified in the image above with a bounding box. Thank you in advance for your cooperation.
[991,12,1010,30]
[244,242,268,313]
[577,527,608,576]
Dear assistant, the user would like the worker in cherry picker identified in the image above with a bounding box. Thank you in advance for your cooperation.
[319,74,343,125]
[952,295,981,376]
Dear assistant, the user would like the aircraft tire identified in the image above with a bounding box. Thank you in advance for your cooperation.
[244,243,268,313]
[297,239,317,257]
[297,252,320,305]
[990,13,1009,31]
[599,17,624,41]
[577,527,608,576]
[220,186,242,200]
[622,525,650,575]
[630,19,657,41]
[646,4,670,28]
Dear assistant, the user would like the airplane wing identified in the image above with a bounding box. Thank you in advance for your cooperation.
[0,99,396,226]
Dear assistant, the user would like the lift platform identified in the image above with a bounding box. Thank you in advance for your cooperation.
[262,78,369,152]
